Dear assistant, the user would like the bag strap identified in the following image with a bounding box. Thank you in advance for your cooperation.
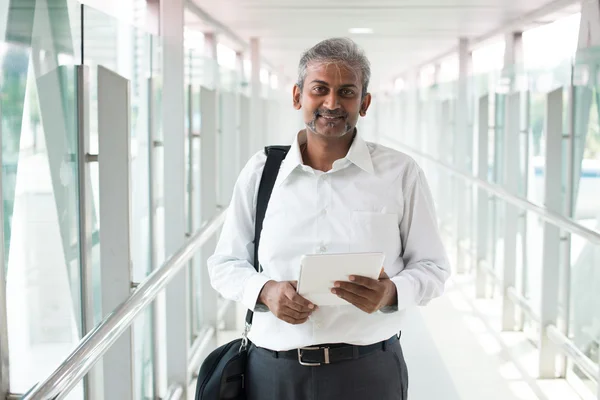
[245,145,291,326]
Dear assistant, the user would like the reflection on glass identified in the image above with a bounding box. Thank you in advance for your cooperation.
[82,5,156,398]
[569,240,599,394]
[2,47,83,397]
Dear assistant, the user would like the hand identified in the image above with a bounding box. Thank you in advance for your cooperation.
[258,280,317,325]
[331,269,397,314]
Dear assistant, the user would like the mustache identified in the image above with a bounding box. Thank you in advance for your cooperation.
[314,109,347,118]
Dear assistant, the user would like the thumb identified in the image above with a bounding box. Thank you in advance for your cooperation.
[379,268,389,279]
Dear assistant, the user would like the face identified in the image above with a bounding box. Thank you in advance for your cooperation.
[293,62,371,138]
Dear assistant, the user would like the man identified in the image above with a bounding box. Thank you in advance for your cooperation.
[208,38,450,400]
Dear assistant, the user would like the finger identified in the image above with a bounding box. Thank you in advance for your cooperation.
[286,288,316,311]
[289,281,298,289]
[379,268,389,279]
[346,275,380,289]
[281,308,311,321]
[332,288,375,313]
[334,281,373,299]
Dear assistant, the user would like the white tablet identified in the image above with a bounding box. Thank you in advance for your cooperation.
[296,252,385,306]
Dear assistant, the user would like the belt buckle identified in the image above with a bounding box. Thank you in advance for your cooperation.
[297,346,330,366]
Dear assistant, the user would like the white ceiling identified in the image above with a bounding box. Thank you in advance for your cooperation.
[185,0,580,90]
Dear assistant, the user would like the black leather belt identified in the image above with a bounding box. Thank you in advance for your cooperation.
[260,334,399,366]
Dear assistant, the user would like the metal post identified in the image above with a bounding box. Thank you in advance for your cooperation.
[75,65,100,399]
[219,91,239,331]
[476,95,489,298]
[250,37,262,152]
[219,91,238,207]
[518,89,531,331]
[203,32,219,89]
[240,95,251,166]
[161,0,188,394]
[199,87,219,348]
[455,38,470,274]
[502,91,520,331]
[97,66,135,400]
[557,71,576,378]
[539,87,563,378]
[147,75,162,400]
[187,84,198,338]
[0,101,10,399]
[439,100,451,230]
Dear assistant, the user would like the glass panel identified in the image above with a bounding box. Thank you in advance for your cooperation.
[82,5,155,398]
[569,238,599,394]
[567,47,600,396]
[2,46,84,398]
[133,307,155,399]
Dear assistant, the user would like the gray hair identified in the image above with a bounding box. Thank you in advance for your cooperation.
[297,38,371,98]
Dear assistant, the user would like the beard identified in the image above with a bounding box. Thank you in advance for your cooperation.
[306,108,354,137]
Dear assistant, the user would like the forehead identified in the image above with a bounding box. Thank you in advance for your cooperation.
[304,61,361,86]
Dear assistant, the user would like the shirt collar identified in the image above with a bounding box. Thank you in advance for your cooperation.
[276,129,375,185]
[345,132,375,175]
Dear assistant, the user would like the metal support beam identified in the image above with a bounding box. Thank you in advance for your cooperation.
[147,75,162,399]
[502,91,520,331]
[240,95,252,166]
[203,32,219,89]
[439,100,451,230]
[219,91,238,208]
[97,66,135,400]
[476,94,489,298]
[518,90,531,331]
[250,38,262,153]
[199,87,219,348]
[236,51,245,85]
[0,100,10,400]
[75,65,101,400]
[455,38,471,274]
[503,32,523,68]
[539,87,564,379]
[161,0,189,396]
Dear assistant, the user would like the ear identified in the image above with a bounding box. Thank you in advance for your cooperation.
[293,84,302,110]
[359,93,372,117]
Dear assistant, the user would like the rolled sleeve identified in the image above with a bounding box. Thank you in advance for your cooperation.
[242,273,272,311]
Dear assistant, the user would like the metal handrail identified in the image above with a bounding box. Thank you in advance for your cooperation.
[384,138,600,247]
[547,324,600,381]
[389,139,600,385]
[22,209,228,400]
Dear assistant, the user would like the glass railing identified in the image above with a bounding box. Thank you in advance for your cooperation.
[1,0,85,396]
[382,48,600,399]
[1,2,304,398]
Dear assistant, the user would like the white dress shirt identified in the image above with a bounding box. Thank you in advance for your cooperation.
[208,130,450,351]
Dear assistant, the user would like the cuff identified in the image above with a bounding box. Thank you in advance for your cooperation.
[241,273,271,311]
[390,275,416,311]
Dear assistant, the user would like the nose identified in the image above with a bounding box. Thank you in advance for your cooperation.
[323,91,341,110]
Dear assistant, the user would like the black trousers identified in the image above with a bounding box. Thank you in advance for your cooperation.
[246,336,409,400]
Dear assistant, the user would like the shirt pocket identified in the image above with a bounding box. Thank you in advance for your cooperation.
[349,211,400,263]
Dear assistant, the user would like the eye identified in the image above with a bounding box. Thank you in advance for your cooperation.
[340,89,355,96]
[313,86,327,94]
